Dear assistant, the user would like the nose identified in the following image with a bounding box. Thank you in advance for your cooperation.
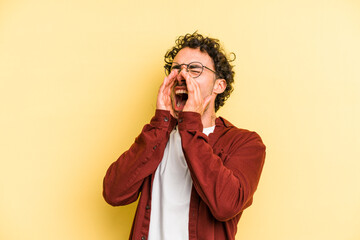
[176,65,186,84]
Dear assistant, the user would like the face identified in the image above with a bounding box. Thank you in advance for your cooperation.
[170,47,217,116]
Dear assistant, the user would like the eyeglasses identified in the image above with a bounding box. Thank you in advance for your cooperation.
[165,61,217,78]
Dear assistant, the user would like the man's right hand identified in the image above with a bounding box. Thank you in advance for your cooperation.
[156,70,177,117]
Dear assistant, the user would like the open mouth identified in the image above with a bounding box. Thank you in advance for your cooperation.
[174,88,188,111]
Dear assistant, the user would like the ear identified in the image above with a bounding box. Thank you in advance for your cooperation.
[213,79,227,95]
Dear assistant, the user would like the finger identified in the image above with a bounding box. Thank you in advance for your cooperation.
[182,71,195,94]
[183,72,201,102]
[160,70,176,94]
[165,70,177,86]
[192,77,202,99]
[164,75,176,95]
[160,71,175,91]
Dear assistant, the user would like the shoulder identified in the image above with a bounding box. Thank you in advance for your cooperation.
[216,117,266,151]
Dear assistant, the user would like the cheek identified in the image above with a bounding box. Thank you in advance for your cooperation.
[195,76,215,96]
[199,84,213,97]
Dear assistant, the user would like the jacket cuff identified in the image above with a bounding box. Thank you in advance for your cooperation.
[150,109,177,130]
[177,111,203,132]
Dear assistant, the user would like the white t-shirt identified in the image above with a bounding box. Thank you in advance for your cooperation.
[148,125,215,240]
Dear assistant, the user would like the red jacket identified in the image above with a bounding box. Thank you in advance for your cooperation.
[103,110,266,240]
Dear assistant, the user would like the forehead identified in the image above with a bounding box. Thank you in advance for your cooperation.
[173,47,214,67]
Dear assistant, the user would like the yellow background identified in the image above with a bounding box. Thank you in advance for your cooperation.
[1,0,359,239]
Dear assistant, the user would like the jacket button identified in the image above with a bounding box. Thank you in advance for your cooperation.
[153,145,157,150]
[141,236,146,240]
[146,205,150,210]
[179,118,183,123]
[164,117,168,122]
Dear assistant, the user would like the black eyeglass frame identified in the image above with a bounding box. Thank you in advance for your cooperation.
[164,61,217,78]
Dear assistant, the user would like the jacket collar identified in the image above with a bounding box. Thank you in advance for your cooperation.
[209,116,233,147]
[216,116,232,128]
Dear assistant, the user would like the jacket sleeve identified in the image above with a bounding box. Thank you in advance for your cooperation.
[103,110,176,206]
[177,112,266,221]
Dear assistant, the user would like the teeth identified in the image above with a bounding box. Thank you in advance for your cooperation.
[177,102,180,107]
[175,89,188,95]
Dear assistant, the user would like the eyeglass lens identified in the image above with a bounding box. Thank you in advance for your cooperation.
[169,63,203,78]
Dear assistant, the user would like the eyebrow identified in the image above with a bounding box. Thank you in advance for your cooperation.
[171,61,203,65]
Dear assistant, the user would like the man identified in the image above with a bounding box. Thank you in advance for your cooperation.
[103,32,266,240]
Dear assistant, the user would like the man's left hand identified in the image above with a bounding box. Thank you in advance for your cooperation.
[182,71,213,116]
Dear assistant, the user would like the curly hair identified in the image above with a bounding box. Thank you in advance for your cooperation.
[164,32,235,112]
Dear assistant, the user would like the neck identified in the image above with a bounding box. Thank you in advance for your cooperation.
[201,108,217,128]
